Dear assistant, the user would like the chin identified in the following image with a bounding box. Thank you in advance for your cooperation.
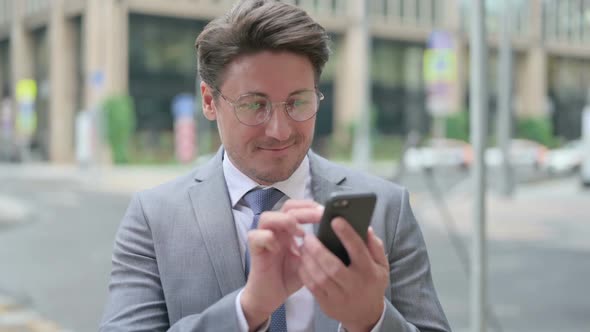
[253,169,292,184]
[252,160,300,184]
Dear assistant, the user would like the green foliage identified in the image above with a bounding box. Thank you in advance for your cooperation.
[445,110,469,141]
[103,95,136,164]
[516,116,556,147]
[372,134,403,160]
[128,131,176,164]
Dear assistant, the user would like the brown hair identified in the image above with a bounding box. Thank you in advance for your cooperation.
[195,0,330,90]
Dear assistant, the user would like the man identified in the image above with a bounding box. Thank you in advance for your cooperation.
[100,1,450,331]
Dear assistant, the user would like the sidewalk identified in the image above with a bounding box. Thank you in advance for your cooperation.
[0,159,398,194]
[0,194,32,228]
[415,176,590,251]
[0,167,72,332]
[0,162,194,194]
[0,288,70,332]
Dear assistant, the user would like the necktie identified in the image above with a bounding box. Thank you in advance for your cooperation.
[243,187,288,332]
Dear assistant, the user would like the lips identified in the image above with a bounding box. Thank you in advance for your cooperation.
[257,142,294,151]
[256,143,295,156]
[261,146,290,151]
[262,145,290,151]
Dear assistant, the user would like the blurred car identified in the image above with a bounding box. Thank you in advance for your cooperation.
[542,140,584,174]
[404,138,473,171]
[486,139,548,169]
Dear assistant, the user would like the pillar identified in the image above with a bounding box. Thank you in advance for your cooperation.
[84,0,129,164]
[10,1,34,91]
[84,0,128,109]
[49,0,76,162]
[333,8,367,145]
[518,0,547,117]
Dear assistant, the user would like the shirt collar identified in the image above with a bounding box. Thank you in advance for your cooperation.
[223,151,310,207]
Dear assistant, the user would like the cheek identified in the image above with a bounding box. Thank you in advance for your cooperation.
[222,125,258,151]
[298,121,316,140]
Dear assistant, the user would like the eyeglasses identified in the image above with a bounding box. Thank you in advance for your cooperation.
[214,88,324,126]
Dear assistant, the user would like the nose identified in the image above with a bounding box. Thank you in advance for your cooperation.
[264,103,292,141]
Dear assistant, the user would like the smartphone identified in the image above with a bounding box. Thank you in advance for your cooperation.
[316,192,377,265]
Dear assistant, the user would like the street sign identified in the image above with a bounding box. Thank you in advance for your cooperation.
[15,79,37,138]
[90,70,105,91]
[424,31,457,116]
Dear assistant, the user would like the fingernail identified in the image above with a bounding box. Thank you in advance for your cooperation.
[290,243,301,256]
[332,218,344,230]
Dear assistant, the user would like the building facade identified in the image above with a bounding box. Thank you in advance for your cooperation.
[0,0,589,163]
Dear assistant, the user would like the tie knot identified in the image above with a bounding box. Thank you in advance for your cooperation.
[243,188,285,215]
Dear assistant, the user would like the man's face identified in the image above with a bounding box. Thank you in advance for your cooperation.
[201,51,317,185]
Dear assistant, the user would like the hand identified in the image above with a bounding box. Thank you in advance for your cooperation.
[298,219,389,332]
[241,200,323,330]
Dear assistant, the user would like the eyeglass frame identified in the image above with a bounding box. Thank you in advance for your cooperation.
[212,87,325,127]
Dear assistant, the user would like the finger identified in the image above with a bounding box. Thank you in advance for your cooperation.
[298,261,328,299]
[248,229,280,254]
[258,211,305,237]
[281,199,322,212]
[289,236,301,257]
[331,218,373,270]
[286,207,323,225]
[302,233,351,290]
[300,237,342,297]
[367,227,388,268]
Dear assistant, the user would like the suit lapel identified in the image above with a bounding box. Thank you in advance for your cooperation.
[188,150,246,296]
[309,152,353,330]
[309,151,350,234]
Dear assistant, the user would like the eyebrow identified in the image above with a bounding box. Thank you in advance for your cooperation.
[239,89,313,98]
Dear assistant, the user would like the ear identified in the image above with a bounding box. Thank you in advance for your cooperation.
[201,82,217,121]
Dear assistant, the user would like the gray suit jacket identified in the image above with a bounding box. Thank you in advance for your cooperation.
[100,149,451,332]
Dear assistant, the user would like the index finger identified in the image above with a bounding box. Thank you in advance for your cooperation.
[258,211,305,237]
[281,199,322,212]
[331,217,373,270]
[286,207,323,225]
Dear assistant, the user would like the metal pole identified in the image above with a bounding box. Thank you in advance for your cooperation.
[469,1,488,332]
[433,116,446,138]
[497,0,514,196]
[352,0,372,171]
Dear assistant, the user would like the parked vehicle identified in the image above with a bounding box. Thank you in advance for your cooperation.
[486,139,548,169]
[404,138,473,171]
[543,140,584,174]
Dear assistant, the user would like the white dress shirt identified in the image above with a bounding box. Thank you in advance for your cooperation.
[223,152,385,332]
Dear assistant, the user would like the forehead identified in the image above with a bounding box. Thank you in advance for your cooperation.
[219,51,315,97]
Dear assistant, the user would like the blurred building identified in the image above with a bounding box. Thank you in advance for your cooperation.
[0,0,589,163]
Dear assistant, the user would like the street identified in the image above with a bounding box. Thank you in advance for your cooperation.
[412,177,590,332]
[0,164,589,332]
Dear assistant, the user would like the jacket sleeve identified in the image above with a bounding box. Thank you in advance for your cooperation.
[99,193,242,332]
[377,189,451,332]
